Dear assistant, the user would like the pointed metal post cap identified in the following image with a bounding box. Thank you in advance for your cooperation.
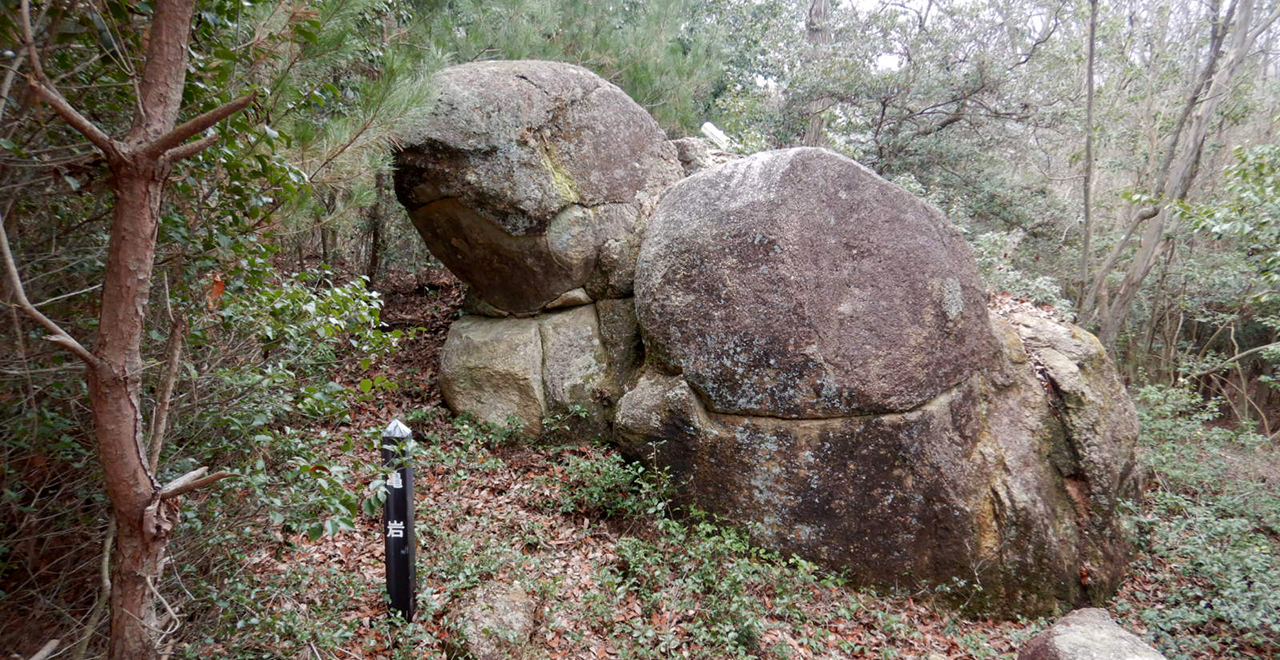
[383,419,412,439]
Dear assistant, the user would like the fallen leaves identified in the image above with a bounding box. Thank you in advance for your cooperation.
[180,269,1162,660]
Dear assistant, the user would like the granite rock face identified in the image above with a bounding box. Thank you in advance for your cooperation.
[439,316,546,433]
[438,305,626,437]
[635,148,997,418]
[613,318,1135,614]
[393,60,682,314]
[620,148,1139,615]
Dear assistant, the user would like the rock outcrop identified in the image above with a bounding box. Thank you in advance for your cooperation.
[438,303,633,436]
[393,61,1141,617]
[636,147,996,417]
[1018,609,1167,660]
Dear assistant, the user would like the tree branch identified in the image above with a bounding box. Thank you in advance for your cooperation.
[19,0,121,160]
[0,212,101,369]
[1188,341,1280,378]
[164,132,222,163]
[1248,3,1280,41]
[159,467,237,500]
[147,317,186,471]
[145,92,257,159]
[26,639,61,660]
[911,109,966,138]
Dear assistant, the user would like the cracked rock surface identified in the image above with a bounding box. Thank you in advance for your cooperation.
[392,60,682,314]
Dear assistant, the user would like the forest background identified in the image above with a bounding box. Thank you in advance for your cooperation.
[1,0,1279,659]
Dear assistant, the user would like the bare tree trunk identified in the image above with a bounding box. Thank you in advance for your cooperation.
[94,168,170,659]
[320,223,331,264]
[1093,0,1278,346]
[366,171,386,282]
[1078,0,1098,303]
[802,0,832,147]
[1081,0,1231,320]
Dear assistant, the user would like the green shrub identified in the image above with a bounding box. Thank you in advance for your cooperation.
[1130,384,1280,657]
[539,446,670,519]
[972,230,1074,311]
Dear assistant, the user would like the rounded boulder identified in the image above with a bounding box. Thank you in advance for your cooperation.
[635,147,997,418]
[394,60,683,314]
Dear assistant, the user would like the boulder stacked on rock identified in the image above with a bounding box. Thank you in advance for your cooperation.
[395,60,668,433]
[393,60,1141,617]
[393,60,683,315]
[635,147,996,417]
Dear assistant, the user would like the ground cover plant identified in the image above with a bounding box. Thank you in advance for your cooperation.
[1112,384,1280,659]
[152,274,1278,660]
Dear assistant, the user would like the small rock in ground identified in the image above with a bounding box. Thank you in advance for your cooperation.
[1018,608,1166,660]
[455,582,537,660]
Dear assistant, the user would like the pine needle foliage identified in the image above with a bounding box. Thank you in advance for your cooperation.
[412,0,731,131]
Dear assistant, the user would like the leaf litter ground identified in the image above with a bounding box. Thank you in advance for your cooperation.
[187,272,1278,660]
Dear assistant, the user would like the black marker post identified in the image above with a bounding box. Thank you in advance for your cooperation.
[381,419,416,622]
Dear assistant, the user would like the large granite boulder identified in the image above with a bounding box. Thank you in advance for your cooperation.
[619,147,1140,615]
[393,60,683,314]
[636,148,997,417]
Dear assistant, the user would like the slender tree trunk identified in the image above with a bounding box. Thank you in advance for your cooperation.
[802,0,832,147]
[1078,0,1098,304]
[1095,0,1277,346]
[366,171,385,282]
[320,223,331,264]
[11,2,254,657]
[1081,0,1231,321]
[92,166,172,659]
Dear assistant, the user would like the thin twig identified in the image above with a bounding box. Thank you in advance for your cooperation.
[26,639,61,660]
[147,316,187,471]
[34,282,102,308]
[1188,341,1280,378]
[70,517,114,660]
[146,576,182,637]
[19,0,121,160]
[0,51,23,128]
[0,211,100,368]
[159,468,237,500]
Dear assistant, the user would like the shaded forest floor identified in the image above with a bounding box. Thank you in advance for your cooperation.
[174,269,1036,660]
[174,269,1280,660]
[12,268,1274,660]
